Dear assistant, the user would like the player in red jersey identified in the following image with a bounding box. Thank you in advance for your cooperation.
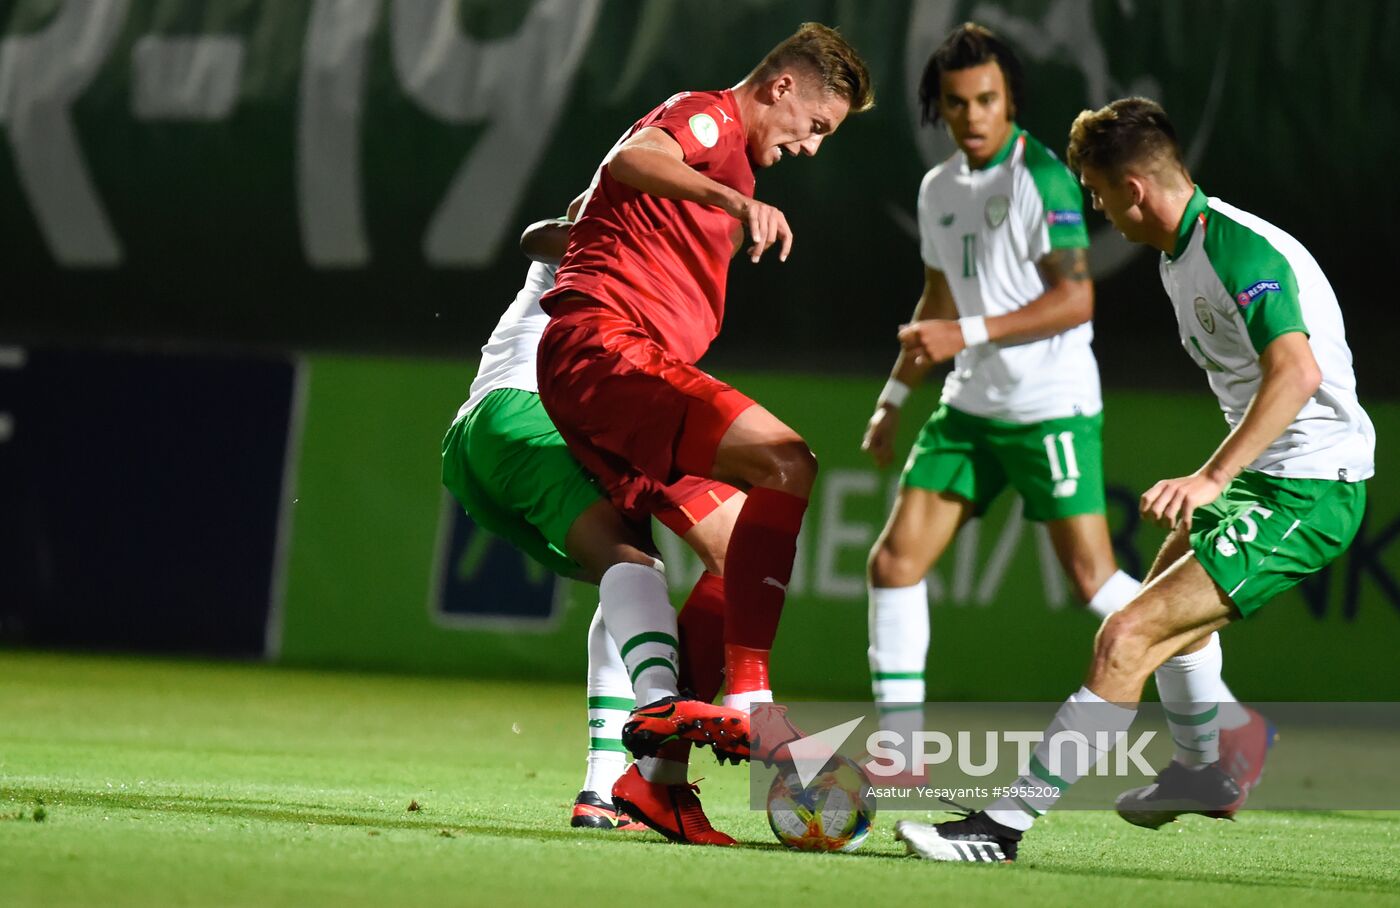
[535,22,875,838]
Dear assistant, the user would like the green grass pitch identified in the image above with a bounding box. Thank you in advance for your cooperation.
[2,651,1398,907]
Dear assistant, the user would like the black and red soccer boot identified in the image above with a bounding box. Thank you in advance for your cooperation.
[569,790,647,831]
[620,695,749,760]
[1115,761,1244,829]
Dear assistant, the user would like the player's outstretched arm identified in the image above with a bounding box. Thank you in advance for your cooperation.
[608,127,792,262]
[863,267,953,467]
[1141,331,1321,530]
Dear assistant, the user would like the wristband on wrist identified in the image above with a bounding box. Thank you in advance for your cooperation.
[877,378,910,409]
[958,315,990,348]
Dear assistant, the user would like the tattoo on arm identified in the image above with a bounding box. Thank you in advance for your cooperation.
[1038,247,1091,284]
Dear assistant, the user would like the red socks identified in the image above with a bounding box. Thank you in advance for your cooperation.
[721,487,808,686]
[677,572,726,703]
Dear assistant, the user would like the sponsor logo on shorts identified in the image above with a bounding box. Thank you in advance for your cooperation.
[1235,279,1280,307]
[1046,210,1083,226]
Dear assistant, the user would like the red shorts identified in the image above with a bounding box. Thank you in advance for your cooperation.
[649,478,740,538]
[537,300,754,519]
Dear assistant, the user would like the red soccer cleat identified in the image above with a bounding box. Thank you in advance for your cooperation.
[744,702,812,766]
[621,695,749,760]
[569,790,648,831]
[1216,706,1277,816]
[609,763,737,846]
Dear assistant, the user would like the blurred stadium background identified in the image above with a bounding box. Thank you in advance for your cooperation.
[2,0,1398,700]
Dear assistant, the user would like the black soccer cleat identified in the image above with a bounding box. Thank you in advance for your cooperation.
[894,811,1022,863]
[569,790,647,830]
[1115,761,1244,829]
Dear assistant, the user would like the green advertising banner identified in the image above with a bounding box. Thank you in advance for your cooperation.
[3,1,1397,394]
[276,357,1399,701]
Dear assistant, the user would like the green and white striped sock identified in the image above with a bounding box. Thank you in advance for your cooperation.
[601,562,680,706]
[869,583,930,772]
[1155,633,1225,767]
[583,606,633,797]
[985,686,1137,831]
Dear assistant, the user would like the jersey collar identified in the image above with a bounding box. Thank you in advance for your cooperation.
[1168,185,1209,261]
[967,123,1022,172]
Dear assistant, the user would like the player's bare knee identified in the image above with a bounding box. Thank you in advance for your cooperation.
[695,547,724,577]
[1095,610,1150,675]
[753,440,818,496]
[868,542,924,588]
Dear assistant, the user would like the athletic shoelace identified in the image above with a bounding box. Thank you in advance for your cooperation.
[673,780,717,835]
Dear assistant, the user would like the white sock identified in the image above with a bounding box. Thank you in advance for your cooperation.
[637,755,687,785]
[723,688,773,711]
[1087,570,1140,618]
[600,561,679,706]
[868,583,929,760]
[868,582,929,702]
[984,686,1137,832]
[1154,632,1225,767]
[584,752,628,797]
[583,606,633,797]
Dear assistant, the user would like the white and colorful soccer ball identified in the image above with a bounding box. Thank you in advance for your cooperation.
[765,757,875,852]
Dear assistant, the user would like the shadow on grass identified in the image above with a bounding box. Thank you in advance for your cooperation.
[2,785,502,837]
[0,785,913,860]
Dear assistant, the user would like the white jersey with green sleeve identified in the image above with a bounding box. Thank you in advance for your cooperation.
[1158,187,1375,481]
[918,125,1100,423]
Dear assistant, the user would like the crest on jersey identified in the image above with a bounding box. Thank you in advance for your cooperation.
[985,195,1010,228]
[688,113,719,148]
[1194,297,1216,334]
[939,213,955,227]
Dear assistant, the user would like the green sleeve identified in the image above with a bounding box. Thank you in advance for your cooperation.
[1204,213,1308,354]
[1023,135,1089,249]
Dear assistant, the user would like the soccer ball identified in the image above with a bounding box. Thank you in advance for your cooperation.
[765,757,876,852]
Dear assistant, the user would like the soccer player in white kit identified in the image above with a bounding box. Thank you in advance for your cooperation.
[864,24,1254,784]
[895,96,1374,862]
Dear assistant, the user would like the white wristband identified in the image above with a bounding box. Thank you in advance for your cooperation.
[878,378,910,409]
[958,315,990,348]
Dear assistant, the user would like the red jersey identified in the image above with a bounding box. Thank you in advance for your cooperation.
[542,89,755,365]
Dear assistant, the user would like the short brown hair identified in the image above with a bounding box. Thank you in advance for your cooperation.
[750,22,875,113]
[1066,97,1184,178]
